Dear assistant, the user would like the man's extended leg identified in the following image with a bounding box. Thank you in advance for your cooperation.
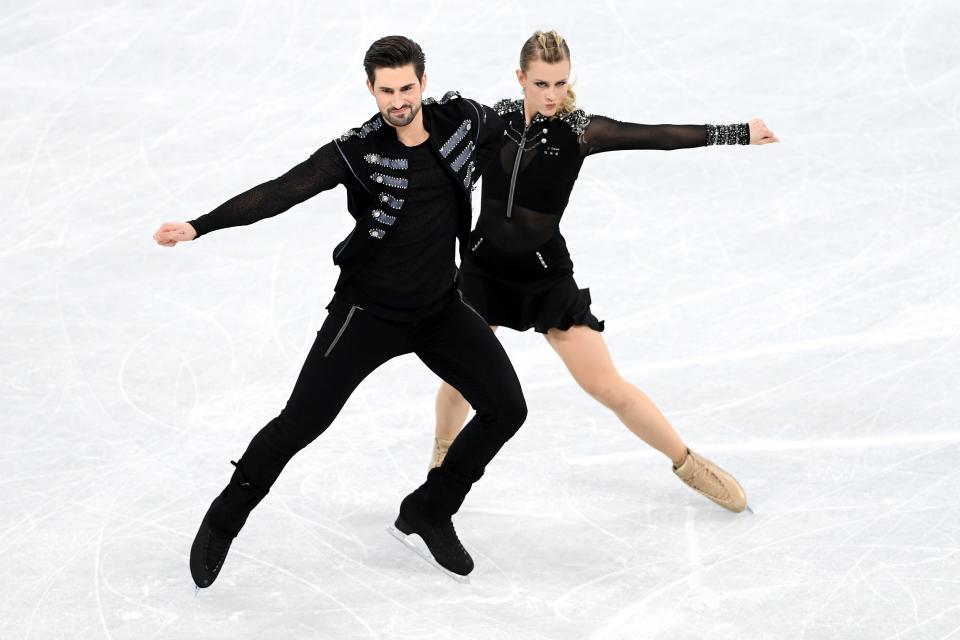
[192,300,404,587]
[389,294,526,578]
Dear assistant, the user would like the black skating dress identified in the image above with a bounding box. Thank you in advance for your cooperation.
[461,98,749,333]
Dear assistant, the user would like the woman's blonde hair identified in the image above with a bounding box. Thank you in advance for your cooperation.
[519,30,576,117]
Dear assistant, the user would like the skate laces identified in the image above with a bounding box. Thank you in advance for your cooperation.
[205,530,232,572]
[431,439,452,469]
[433,519,468,555]
[689,455,731,501]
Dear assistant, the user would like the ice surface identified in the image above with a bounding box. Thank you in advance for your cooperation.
[2,1,959,638]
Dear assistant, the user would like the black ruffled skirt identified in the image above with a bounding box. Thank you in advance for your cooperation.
[459,231,604,334]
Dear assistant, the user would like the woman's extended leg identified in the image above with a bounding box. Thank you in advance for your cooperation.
[431,323,686,466]
[543,325,687,464]
[544,325,747,512]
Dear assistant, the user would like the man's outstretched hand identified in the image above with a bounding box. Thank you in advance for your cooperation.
[153,222,197,247]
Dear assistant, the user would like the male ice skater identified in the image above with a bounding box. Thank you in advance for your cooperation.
[153,35,526,583]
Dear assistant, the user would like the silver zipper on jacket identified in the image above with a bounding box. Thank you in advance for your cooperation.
[324,305,362,357]
[505,122,529,219]
[334,229,355,259]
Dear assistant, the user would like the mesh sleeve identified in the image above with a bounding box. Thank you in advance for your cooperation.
[579,115,710,156]
[188,141,350,237]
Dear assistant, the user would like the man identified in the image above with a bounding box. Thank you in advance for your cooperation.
[153,35,526,583]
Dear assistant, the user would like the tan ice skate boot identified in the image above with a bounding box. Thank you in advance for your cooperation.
[672,449,748,513]
[429,437,454,469]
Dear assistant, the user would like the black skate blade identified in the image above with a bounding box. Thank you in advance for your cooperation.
[386,525,470,584]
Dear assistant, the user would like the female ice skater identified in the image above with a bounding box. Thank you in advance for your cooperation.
[430,31,778,512]
[153,36,527,583]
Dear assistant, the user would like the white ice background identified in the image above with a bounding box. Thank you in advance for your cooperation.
[2,1,959,638]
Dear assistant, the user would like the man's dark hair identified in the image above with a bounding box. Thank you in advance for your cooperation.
[363,35,426,84]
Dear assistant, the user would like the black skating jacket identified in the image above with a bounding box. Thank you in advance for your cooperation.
[187,91,505,284]
[330,91,504,274]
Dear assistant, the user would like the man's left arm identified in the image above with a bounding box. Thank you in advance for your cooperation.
[465,98,506,176]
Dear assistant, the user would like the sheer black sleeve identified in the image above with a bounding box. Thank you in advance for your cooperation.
[579,116,751,157]
[188,141,350,238]
[578,115,714,156]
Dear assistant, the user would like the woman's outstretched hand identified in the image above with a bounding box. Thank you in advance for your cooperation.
[748,118,779,144]
[153,222,197,247]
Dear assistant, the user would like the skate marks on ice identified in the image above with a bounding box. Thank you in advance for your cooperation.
[545,444,960,639]
[5,0,960,637]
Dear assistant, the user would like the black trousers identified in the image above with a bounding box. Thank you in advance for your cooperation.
[208,292,527,538]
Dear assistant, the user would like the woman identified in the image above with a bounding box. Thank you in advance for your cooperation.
[431,30,778,512]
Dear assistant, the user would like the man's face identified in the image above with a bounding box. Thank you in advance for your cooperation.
[367,64,427,128]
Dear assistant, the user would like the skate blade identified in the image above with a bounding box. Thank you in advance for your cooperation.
[745,505,754,514]
[386,526,470,584]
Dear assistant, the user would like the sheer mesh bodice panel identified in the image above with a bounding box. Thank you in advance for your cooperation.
[476,201,563,253]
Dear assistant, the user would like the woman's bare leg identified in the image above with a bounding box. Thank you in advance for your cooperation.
[544,325,688,465]
[432,322,746,509]
[543,324,748,512]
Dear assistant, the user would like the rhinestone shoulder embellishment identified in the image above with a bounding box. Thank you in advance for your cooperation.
[339,117,384,142]
[494,98,523,116]
[561,109,591,136]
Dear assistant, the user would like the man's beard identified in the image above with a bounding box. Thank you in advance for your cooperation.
[383,102,420,127]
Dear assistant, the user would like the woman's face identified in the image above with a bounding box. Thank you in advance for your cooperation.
[517,57,570,118]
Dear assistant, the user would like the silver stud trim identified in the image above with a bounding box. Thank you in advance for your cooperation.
[364,153,408,170]
[451,141,474,172]
[370,173,408,189]
[339,117,383,142]
[369,229,385,239]
[371,209,396,225]
[422,90,461,105]
[379,193,404,209]
[535,251,548,268]
[441,119,471,158]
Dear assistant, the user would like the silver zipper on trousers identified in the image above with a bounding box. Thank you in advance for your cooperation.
[324,305,362,357]
[457,290,487,323]
[505,122,529,219]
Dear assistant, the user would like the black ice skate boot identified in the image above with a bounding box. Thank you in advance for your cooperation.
[388,469,474,581]
[190,512,233,589]
[190,460,268,589]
